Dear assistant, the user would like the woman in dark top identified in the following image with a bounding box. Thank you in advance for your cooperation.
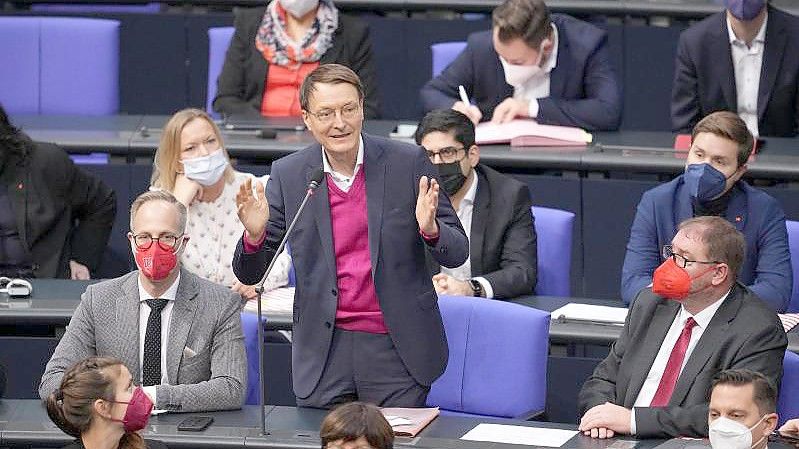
[213,0,380,118]
[45,357,166,449]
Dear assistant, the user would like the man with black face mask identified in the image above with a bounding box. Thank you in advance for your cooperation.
[622,111,792,311]
[415,109,537,299]
[672,0,799,137]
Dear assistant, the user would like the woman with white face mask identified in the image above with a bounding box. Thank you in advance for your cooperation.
[213,0,379,119]
[150,109,291,300]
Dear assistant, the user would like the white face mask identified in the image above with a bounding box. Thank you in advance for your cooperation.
[709,415,767,449]
[181,148,228,186]
[279,0,319,18]
[499,39,549,87]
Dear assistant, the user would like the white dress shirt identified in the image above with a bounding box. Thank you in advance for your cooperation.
[727,13,767,137]
[512,23,560,119]
[439,171,494,298]
[137,273,180,404]
[629,289,730,434]
[322,136,365,192]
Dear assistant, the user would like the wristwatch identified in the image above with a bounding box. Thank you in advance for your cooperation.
[469,279,484,298]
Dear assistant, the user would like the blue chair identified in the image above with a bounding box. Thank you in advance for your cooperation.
[30,3,161,12]
[532,206,575,297]
[427,294,550,419]
[207,27,235,114]
[0,17,119,115]
[240,311,264,405]
[785,220,799,312]
[779,351,799,426]
[430,41,467,77]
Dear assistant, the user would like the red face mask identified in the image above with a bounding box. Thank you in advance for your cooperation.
[134,243,179,281]
[110,386,153,432]
[652,258,717,300]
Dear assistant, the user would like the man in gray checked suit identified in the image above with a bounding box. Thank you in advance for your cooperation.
[39,190,246,412]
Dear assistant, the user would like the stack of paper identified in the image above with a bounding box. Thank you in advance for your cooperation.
[461,423,578,447]
[242,287,295,315]
[475,119,592,147]
[550,303,628,325]
[381,407,439,437]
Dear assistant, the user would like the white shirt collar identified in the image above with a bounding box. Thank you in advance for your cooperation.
[726,11,768,45]
[460,168,479,208]
[137,272,181,302]
[679,287,731,330]
[543,23,559,74]
[322,135,364,182]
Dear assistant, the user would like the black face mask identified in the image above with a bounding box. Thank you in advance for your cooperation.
[437,161,467,196]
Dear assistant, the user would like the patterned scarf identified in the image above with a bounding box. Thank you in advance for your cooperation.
[255,0,339,67]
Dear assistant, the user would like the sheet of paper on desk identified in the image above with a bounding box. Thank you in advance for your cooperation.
[550,303,628,325]
[475,120,592,146]
[461,423,578,447]
[242,287,295,314]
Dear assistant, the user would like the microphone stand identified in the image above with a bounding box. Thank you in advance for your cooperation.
[254,179,321,436]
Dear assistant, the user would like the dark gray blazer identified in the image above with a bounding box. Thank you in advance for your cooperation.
[429,164,537,299]
[39,269,247,413]
[578,282,787,438]
[233,133,468,399]
[213,7,380,118]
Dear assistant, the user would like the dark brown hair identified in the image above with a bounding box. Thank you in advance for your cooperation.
[711,369,777,415]
[691,111,754,167]
[300,64,364,112]
[492,0,552,48]
[320,402,394,449]
[45,357,144,449]
[678,216,745,281]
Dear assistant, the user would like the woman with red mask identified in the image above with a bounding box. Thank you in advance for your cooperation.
[45,357,165,449]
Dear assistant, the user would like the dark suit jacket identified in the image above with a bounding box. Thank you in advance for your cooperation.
[429,164,536,299]
[419,14,621,131]
[621,176,792,312]
[213,7,380,118]
[233,133,468,398]
[0,138,115,278]
[579,283,787,438]
[671,6,799,137]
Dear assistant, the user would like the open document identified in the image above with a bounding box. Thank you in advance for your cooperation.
[475,119,593,147]
[461,423,578,447]
[242,287,294,315]
[550,303,628,325]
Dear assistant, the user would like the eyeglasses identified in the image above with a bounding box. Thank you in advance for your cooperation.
[662,245,720,269]
[130,233,183,251]
[425,146,466,164]
[307,103,361,123]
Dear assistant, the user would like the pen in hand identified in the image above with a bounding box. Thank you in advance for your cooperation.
[458,85,471,106]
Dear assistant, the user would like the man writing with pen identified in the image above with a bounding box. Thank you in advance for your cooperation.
[420,0,621,131]
[232,64,468,408]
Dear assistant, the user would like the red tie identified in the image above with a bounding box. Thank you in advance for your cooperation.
[650,317,698,407]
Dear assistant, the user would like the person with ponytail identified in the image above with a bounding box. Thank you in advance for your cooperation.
[45,357,166,449]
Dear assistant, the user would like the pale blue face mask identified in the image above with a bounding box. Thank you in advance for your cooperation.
[683,163,731,202]
[723,0,766,21]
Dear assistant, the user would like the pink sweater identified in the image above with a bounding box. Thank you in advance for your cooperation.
[327,170,388,333]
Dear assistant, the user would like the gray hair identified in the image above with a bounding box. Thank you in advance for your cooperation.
[129,190,187,233]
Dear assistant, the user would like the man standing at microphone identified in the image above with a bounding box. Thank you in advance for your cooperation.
[233,64,468,408]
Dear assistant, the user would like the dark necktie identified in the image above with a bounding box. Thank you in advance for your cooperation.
[142,298,169,387]
[650,317,698,407]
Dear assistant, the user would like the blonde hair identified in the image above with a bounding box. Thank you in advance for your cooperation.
[150,108,234,191]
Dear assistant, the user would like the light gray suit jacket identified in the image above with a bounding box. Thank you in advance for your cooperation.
[39,269,246,412]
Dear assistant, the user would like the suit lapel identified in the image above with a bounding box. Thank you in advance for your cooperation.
[669,286,741,405]
[624,300,680,407]
[714,19,738,110]
[166,270,199,384]
[724,185,747,233]
[119,273,143,382]
[758,12,786,121]
[7,158,29,247]
[469,170,489,276]
[548,29,569,99]
[307,149,337,278]
[363,135,386,276]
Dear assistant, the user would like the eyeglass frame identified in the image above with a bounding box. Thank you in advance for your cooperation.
[128,232,185,251]
[305,102,362,123]
[424,146,468,164]
[662,244,721,269]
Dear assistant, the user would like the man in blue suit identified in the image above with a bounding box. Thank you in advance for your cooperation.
[233,64,468,408]
[419,0,621,131]
[671,0,799,137]
[621,111,791,312]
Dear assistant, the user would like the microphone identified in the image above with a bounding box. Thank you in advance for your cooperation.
[254,167,324,435]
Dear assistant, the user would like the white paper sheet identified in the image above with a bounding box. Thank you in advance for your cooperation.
[550,303,628,325]
[461,423,578,447]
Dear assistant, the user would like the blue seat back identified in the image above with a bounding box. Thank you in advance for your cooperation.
[430,41,467,77]
[240,311,263,405]
[779,350,799,425]
[532,206,575,297]
[785,220,799,312]
[207,27,235,114]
